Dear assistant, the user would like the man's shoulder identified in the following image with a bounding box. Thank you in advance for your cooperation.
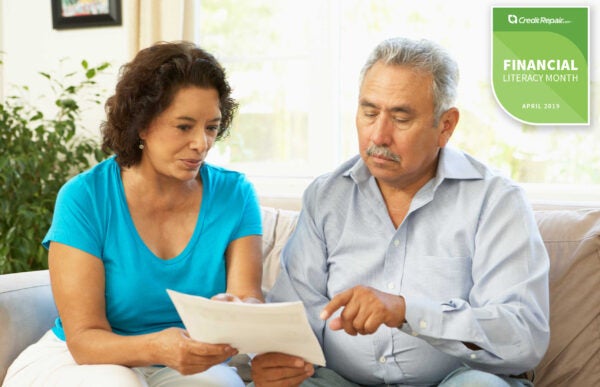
[443,147,520,187]
[441,149,530,215]
[305,155,360,195]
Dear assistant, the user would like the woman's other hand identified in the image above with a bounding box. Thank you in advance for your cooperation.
[212,293,263,304]
[151,327,238,375]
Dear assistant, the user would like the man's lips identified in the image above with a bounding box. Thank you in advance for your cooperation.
[371,154,398,163]
[366,145,401,163]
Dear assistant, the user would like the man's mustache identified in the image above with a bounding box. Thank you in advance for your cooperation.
[366,145,401,162]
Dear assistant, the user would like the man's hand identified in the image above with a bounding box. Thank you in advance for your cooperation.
[320,286,406,335]
[251,353,314,387]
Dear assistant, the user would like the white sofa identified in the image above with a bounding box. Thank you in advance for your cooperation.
[1,203,599,386]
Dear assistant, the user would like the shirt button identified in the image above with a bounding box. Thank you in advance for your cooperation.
[379,356,386,363]
[387,282,395,290]
[393,239,400,247]
[412,331,419,336]
[470,353,477,359]
[419,320,427,329]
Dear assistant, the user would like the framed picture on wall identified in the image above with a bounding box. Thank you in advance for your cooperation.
[51,0,122,30]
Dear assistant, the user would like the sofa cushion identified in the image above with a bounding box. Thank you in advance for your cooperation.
[260,206,299,294]
[533,209,600,387]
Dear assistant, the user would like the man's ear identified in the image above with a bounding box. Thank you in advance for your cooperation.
[438,107,459,147]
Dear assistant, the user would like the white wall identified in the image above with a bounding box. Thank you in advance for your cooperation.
[0,0,130,139]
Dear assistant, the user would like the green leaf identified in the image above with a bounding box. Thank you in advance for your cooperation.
[0,57,109,274]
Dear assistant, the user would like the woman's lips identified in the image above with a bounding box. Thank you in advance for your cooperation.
[181,159,202,169]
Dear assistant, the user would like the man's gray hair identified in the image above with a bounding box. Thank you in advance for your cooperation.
[359,37,459,122]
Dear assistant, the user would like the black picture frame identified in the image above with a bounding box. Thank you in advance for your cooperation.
[51,0,122,30]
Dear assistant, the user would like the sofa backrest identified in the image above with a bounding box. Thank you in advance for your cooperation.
[260,206,299,294]
[1,205,597,386]
[532,209,600,386]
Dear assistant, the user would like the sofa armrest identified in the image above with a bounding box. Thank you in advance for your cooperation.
[0,270,57,382]
[533,209,600,387]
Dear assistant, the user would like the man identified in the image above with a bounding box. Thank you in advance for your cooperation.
[251,37,550,386]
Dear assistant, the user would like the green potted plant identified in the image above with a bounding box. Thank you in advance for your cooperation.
[0,59,109,274]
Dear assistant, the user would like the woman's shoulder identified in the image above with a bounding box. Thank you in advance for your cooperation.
[201,163,251,187]
[59,156,119,196]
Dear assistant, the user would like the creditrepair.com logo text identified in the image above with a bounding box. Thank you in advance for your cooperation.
[507,13,571,25]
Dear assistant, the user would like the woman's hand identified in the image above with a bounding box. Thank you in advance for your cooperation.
[212,293,263,304]
[151,327,238,375]
[211,293,242,303]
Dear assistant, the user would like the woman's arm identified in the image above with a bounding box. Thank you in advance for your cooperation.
[224,235,264,302]
[49,241,236,373]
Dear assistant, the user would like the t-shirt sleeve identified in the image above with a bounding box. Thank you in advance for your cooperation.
[42,176,103,259]
[230,175,262,241]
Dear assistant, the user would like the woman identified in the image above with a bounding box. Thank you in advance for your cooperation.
[3,41,263,386]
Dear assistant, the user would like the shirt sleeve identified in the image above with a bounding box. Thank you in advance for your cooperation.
[42,176,103,259]
[402,185,550,375]
[266,180,330,348]
[230,175,263,241]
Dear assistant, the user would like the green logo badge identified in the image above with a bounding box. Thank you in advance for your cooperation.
[492,7,589,124]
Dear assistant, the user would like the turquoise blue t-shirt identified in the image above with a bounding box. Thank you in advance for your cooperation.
[43,156,262,340]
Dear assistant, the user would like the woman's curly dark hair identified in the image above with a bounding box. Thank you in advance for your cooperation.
[100,41,238,167]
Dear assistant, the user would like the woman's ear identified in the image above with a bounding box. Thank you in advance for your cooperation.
[438,107,459,147]
[138,129,147,141]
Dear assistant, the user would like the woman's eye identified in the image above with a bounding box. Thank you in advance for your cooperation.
[177,124,192,131]
[207,126,220,132]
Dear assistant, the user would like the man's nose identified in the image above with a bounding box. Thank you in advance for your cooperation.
[370,115,393,145]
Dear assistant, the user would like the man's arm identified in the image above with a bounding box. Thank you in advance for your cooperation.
[252,183,331,386]
[266,188,331,344]
[402,186,550,374]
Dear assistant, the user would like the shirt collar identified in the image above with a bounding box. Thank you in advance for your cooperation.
[435,146,483,181]
[343,155,370,184]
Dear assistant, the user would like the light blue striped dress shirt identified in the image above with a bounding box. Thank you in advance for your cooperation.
[268,147,550,386]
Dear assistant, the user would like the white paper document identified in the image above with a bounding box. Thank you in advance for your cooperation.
[166,289,326,366]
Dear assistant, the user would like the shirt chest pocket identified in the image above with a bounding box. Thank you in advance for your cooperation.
[401,255,472,301]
